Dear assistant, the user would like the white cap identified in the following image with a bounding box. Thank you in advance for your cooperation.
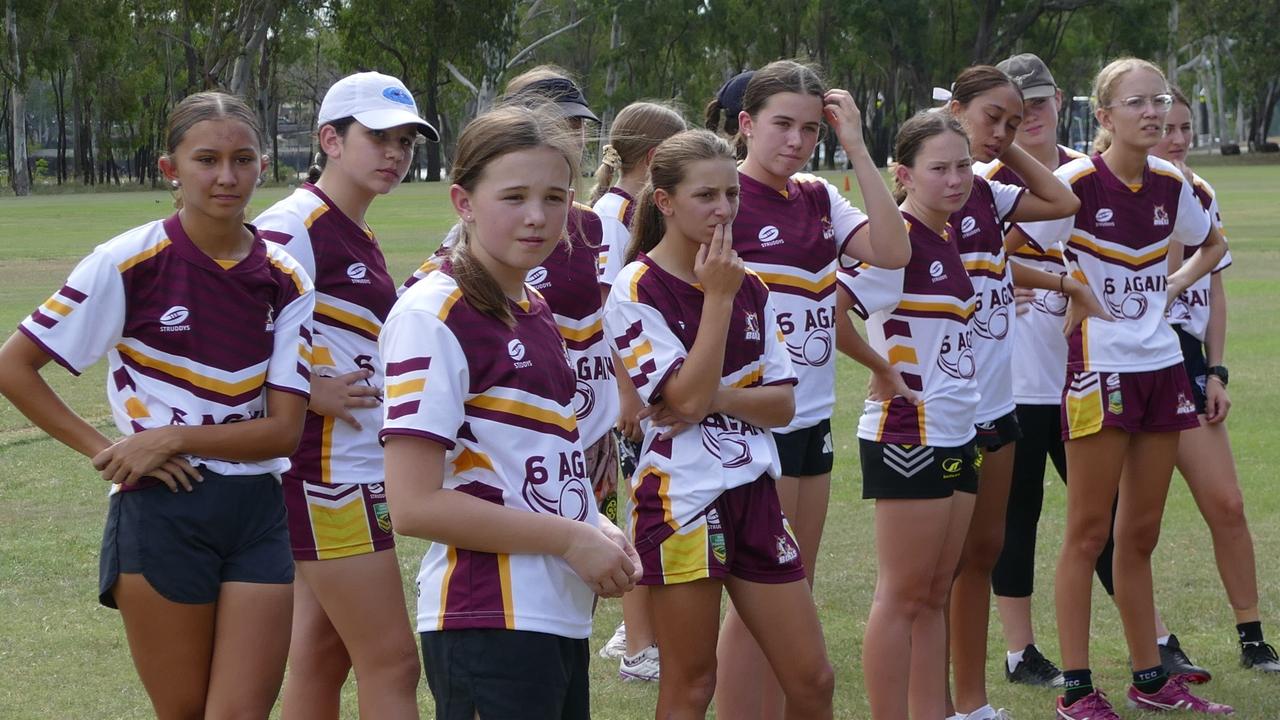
[318,72,439,141]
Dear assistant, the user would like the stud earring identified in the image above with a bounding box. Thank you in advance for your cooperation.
[170,179,181,189]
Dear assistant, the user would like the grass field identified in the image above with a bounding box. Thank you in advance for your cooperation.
[0,164,1277,718]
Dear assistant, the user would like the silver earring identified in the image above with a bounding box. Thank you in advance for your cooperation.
[170,179,181,189]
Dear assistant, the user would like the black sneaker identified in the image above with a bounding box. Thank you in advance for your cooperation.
[1160,634,1212,684]
[1242,641,1280,673]
[1005,643,1064,687]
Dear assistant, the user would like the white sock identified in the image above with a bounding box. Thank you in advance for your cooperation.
[1007,648,1025,672]
[965,704,997,720]
[1157,633,1171,646]
[947,715,966,720]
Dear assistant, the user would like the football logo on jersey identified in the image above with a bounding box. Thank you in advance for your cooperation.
[758,225,783,247]
[776,535,799,565]
[1177,392,1197,415]
[346,262,372,284]
[264,306,275,332]
[159,305,191,332]
[1095,208,1116,227]
[744,312,761,341]
[525,266,551,288]
[820,216,835,241]
[1153,205,1170,226]
[960,216,978,236]
[929,260,947,282]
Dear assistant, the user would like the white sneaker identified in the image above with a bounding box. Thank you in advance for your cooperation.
[619,644,660,682]
[598,622,627,659]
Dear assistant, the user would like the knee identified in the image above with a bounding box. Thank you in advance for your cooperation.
[790,659,835,708]
[672,668,718,711]
[1114,520,1162,558]
[1207,493,1249,533]
[962,529,1006,572]
[875,583,931,620]
[1065,520,1113,560]
[290,629,352,685]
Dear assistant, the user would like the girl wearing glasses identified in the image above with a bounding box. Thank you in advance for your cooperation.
[1012,58,1231,718]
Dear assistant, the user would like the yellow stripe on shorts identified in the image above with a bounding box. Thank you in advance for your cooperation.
[308,489,376,560]
[661,520,713,584]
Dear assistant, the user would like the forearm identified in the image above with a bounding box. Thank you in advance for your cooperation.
[162,391,307,461]
[1169,229,1226,295]
[1205,274,1227,366]
[1002,144,1079,220]
[660,296,733,418]
[0,334,111,458]
[836,310,890,372]
[847,146,911,268]
[711,384,795,429]
[385,436,579,553]
[1011,262,1066,292]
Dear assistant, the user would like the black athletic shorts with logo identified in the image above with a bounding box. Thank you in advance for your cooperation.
[98,470,293,608]
[859,438,980,499]
[973,410,1023,452]
[420,629,590,720]
[1176,325,1210,415]
[774,418,835,476]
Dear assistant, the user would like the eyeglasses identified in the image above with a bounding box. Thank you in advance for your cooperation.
[1108,94,1174,113]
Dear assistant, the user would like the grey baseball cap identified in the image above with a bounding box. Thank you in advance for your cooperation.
[997,53,1057,100]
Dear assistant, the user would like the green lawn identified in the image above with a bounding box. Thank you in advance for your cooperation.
[0,164,1278,717]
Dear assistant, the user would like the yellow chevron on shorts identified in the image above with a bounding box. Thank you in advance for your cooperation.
[309,492,375,560]
[1066,384,1103,440]
[661,521,713,584]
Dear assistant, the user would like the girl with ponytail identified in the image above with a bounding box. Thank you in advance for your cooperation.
[604,129,834,719]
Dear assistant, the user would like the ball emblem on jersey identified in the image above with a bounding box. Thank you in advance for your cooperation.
[573,380,596,420]
[929,261,945,279]
[526,266,549,286]
[1095,208,1114,224]
[507,339,526,361]
[559,478,590,522]
[382,86,415,106]
[346,262,368,280]
[1107,292,1149,320]
[802,330,833,365]
[160,306,190,326]
[758,225,780,244]
[961,216,977,235]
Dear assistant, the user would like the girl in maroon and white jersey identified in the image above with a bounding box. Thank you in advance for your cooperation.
[0,92,314,718]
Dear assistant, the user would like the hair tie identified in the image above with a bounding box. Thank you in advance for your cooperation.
[601,144,623,170]
[932,85,954,103]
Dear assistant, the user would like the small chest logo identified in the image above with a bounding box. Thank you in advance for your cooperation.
[1153,205,1169,226]
[159,305,191,332]
[526,266,551,288]
[744,312,761,341]
[508,339,533,369]
[820,216,835,241]
[758,225,783,247]
[1095,208,1115,227]
[929,260,947,282]
[347,262,372,284]
[960,216,978,236]
[264,306,275,332]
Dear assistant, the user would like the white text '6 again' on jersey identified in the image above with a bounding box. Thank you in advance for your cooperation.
[605,256,796,543]
[838,213,978,447]
[379,267,597,640]
[978,146,1084,404]
[1166,171,1231,343]
[400,204,620,448]
[950,174,1026,422]
[733,171,868,433]
[20,214,315,481]
[1015,154,1212,373]
[255,183,396,486]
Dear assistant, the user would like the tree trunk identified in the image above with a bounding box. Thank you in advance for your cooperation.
[53,67,67,184]
[7,0,30,196]
[424,51,443,181]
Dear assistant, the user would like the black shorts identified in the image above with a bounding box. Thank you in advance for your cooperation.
[974,410,1023,451]
[99,470,293,608]
[1176,325,1209,415]
[774,418,834,477]
[420,629,590,720]
[859,438,980,499]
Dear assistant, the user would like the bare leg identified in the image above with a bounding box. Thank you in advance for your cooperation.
[950,444,1016,713]
[715,472,830,720]
[725,576,834,720]
[113,573,216,720]
[651,579,724,720]
[1056,427,1128,672]
[281,572,351,720]
[293,552,421,719]
[203,581,293,719]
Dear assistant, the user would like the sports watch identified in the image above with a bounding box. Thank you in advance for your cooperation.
[1207,365,1229,387]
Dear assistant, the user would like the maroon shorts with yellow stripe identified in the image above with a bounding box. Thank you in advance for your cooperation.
[283,478,395,561]
[1061,364,1200,441]
[633,474,805,586]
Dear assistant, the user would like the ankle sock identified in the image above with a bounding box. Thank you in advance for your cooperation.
[1133,664,1168,694]
[1156,633,1171,646]
[1239,620,1265,647]
[1007,648,1025,672]
[1063,668,1093,705]
[965,704,996,720]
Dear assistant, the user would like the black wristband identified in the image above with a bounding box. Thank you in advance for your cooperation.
[1207,365,1229,387]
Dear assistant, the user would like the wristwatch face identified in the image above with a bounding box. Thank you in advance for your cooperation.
[1209,365,1229,385]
